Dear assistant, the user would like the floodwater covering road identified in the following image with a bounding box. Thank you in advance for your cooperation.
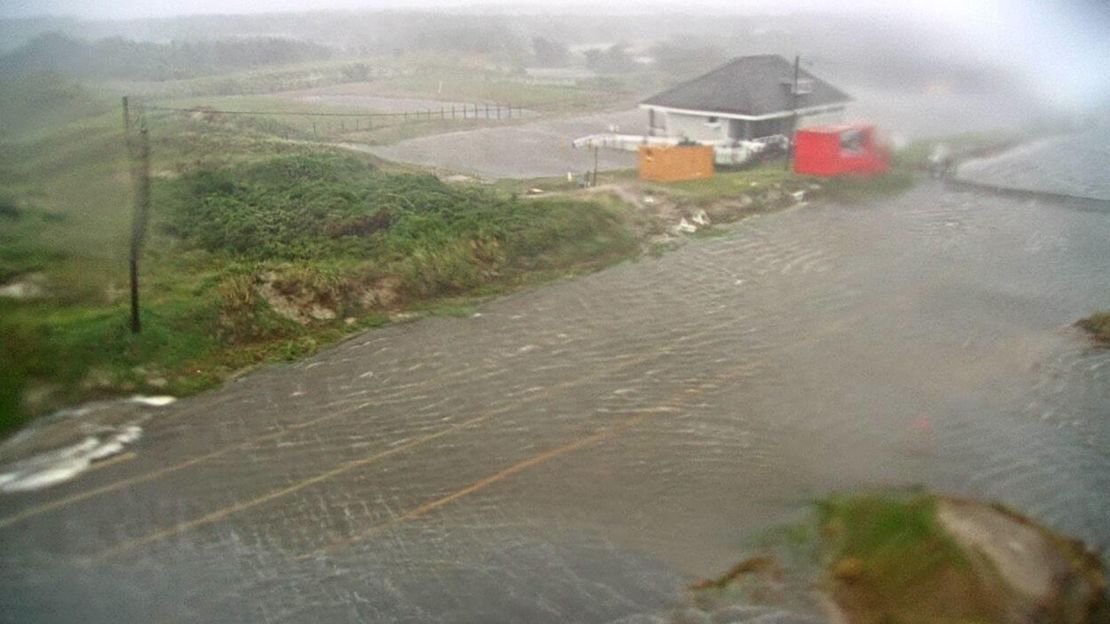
[957,127,1110,202]
[2,181,1109,623]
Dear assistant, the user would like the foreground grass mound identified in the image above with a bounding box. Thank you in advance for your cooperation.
[819,493,1107,624]
[1077,312,1110,346]
[682,492,1107,624]
[0,153,638,436]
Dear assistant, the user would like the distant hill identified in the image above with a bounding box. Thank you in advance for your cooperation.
[0,32,334,82]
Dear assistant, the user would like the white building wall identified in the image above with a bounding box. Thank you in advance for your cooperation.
[649,106,847,142]
[797,108,846,129]
[663,112,731,143]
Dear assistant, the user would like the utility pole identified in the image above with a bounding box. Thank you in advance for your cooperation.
[592,144,599,187]
[123,96,150,334]
[786,54,800,172]
[129,125,150,334]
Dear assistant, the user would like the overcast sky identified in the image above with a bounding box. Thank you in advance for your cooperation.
[2,1,1107,107]
[0,0,1093,22]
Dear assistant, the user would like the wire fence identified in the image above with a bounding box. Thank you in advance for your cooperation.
[129,98,543,141]
[145,101,525,121]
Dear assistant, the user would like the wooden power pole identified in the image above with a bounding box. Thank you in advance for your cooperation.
[786,54,800,172]
[124,96,151,334]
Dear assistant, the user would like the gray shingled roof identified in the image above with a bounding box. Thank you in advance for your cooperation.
[642,54,851,117]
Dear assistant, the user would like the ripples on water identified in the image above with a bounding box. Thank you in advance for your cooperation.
[1,183,1108,623]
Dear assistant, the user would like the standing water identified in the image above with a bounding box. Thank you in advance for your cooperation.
[1,181,1108,623]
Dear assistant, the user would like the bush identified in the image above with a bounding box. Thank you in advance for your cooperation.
[167,154,637,299]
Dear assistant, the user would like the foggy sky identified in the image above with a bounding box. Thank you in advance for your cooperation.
[2,1,1107,109]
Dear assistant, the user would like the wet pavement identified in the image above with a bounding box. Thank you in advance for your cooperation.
[2,182,1110,623]
[957,127,1110,202]
[362,108,643,179]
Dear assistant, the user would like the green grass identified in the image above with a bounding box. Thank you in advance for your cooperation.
[0,73,116,141]
[817,167,915,203]
[1077,312,1110,345]
[364,67,621,111]
[106,58,407,99]
[630,159,913,207]
[0,65,645,436]
[648,161,800,202]
[0,145,640,435]
[818,493,1005,624]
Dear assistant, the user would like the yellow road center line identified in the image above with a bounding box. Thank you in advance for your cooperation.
[84,350,666,561]
[15,317,738,552]
[296,363,748,560]
[0,400,375,531]
[297,415,647,561]
[0,350,518,530]
[86,414,491,562]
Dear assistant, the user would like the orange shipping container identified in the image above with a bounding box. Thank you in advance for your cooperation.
[638,145,714,182]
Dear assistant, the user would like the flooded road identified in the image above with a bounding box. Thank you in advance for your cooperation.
[957,127,1110,202]
[2,182,1109,623]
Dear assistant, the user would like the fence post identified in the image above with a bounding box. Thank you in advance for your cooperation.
[129,122,151,334]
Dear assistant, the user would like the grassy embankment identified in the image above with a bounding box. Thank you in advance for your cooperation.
[819,493,1108,624]
[688,492,1108,624]
[1077,312,1110,345]
[0,75,638,436]
[818,493,1005,623]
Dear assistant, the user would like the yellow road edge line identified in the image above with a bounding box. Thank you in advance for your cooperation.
[85,414,491,562]
[294,362,749,560]
[296,416,645,561]
[83,349,665,561]
[0,400,370,532]
[0,332,678,532]
[0,349,523,530]
[20,318,741,552]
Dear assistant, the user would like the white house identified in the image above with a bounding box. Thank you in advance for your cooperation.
[640,54,851,145]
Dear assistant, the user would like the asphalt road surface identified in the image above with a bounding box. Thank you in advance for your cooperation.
[2,182,1109,623]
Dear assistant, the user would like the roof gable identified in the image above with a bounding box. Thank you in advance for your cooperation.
[642,54,851,117]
